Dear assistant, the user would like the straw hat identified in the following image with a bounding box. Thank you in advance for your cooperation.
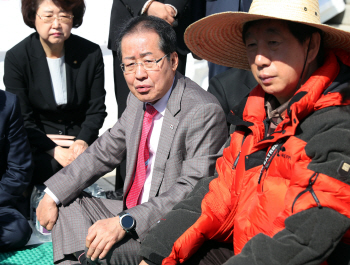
[184,0,350,70]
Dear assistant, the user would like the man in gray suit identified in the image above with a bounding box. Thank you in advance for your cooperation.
[36,16,227,265]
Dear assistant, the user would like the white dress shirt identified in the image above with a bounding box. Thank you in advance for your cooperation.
[46,56,67,106]
[45,79,174,205]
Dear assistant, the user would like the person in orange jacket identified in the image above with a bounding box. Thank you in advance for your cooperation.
[138,0,350,264]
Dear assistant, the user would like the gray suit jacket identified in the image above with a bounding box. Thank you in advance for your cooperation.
[45,72,227,240]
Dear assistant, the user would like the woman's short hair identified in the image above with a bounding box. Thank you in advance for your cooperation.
[22,0,85,29]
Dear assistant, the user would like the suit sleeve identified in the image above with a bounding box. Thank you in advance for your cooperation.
[0,95,33,207]
[4,50,57,151]
[76,47,107,145]
[121,0,149,16]
[121,0,189,17]
[44,94,130,205]
[164,0,190,16]
[126,102,227,241]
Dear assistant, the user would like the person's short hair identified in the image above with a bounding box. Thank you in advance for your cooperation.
[242,19,325,67]
[22,0,85,29]
[116,16,177,61]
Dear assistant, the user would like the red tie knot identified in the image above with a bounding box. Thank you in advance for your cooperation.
[145,104,158,119]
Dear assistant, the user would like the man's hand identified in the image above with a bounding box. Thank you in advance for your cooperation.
[36,193,58,231]
[147,1,176,25]
[69,139,88,159]
[139,260,149,265]
[86,217,126,261]
[46,146,75,167]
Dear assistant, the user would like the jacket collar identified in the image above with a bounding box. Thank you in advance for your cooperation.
[232,49,350,147]
[29,33,57,109]
[149,71,183,198]
[29,32,79,108]
[166,71,184,117]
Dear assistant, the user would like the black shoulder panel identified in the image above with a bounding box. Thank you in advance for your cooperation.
[245,148,268,171]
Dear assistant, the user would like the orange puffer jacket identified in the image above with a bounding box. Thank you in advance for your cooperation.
[163,49,350,264]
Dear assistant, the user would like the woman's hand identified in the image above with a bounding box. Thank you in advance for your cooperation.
[46,146,75,167]
[69,139,88,159]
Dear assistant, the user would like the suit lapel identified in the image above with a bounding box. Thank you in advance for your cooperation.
[149,72,183,198]
[124,100,144,196]
[63,35,80,107]
[30,34,57,110]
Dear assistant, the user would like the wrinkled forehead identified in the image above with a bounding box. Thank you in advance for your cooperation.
[121,30,161,57]
[243,19,291,40]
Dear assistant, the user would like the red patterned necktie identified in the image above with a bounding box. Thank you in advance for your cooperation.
[126,104,158,208]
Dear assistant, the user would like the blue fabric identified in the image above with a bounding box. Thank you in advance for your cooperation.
[0,90,33,209]
[0,207,31,251]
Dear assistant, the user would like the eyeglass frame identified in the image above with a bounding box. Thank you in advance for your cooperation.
[36,13,74,24]
[120,53,170,74]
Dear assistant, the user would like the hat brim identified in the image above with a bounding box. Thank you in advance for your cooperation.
[184,12,350,70]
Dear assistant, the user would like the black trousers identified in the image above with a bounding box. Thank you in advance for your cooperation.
[182,241,234,265]
[111,51,187,190]
[0,206,32,251]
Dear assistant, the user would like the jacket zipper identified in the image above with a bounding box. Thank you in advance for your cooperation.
[291,172,322,213]
[258,140,284,185]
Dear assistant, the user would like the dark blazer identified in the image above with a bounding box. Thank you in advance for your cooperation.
[107,0,206,55]
[4,33,107,152]
[208,67,257,117]
[0,90,33,208]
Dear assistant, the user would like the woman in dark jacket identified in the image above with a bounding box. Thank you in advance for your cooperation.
[4,0,107,184]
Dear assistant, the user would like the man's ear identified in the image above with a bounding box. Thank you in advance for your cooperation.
[306,32,321,65]
[171,52,179,72]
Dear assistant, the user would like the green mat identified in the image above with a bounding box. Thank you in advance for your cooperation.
[0,243,54,265]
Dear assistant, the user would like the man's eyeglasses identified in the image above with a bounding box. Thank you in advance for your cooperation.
[120,54,169,74]
[36,13,74,24]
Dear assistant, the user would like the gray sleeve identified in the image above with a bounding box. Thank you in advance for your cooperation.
[44,95,130,205]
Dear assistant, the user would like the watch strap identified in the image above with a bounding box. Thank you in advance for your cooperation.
[118,212,140,243]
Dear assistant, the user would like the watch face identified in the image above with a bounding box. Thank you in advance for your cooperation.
[121,215,134,230]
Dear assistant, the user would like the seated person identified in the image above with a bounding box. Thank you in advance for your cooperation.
[0,90,33,251]
[4,0,107,187]
[36,15,227,265]
[138,0,350,264]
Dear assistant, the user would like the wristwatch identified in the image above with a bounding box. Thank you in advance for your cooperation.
[118,212,136,232]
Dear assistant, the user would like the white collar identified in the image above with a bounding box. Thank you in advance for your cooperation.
[145,77,175,116]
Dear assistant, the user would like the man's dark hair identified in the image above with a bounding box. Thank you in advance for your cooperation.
[22,0,85,29]
[242,19,325,67]
[116,16,177,60]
